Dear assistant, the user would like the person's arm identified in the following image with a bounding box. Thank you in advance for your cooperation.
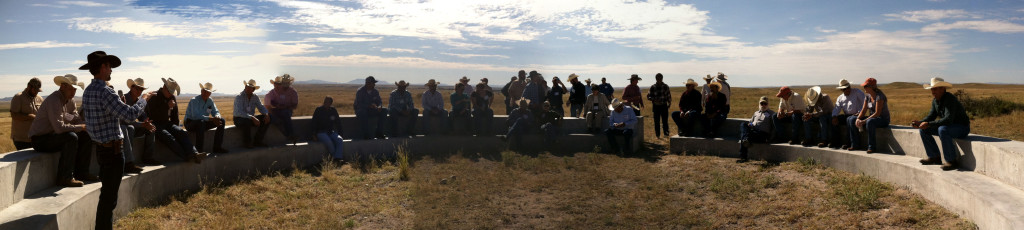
[856,95,869,119]
[921,100,939,123]
[210,98,221,118]
[171,99,181,125]
[254,96,268,116]
[10,96,30,121]
[100,88,148,123]
[49,101,82,133]
[832,95,842,117]
[868,98,885,119]
[287,89,299,110]
[184,98,201,120]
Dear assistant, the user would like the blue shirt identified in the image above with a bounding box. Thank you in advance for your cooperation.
[388,90,415,113]
[608,106,637,130]
[522,82,544,106]
[185,95,220,121]
[234,92,268,118]
[82,79,147,143]
[354,86,382,115]
[598,83,614,98]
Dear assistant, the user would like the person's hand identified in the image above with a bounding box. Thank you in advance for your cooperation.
[142,92,155,100]
[263,116,271,126]
[141,121,156,133]
[209,117,222,126]
[856,119,866,129]
[832,117,839,126]
[919,122,930,130]
[802,113,812,121]
[911,120,921,128]
[28,114,36,119]
[250,116,260,126]
[79,124,87,132]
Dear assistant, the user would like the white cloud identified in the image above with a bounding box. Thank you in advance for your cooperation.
[440,52,509,59]
[306,37,383,42]
[381,48,420,54]
[923,20,1024,34]
[815,27,837,33]
[0,41,98,50]
[781,36,803,41]
[30,4,66,8]
[65,17,266,40]
[57,1,110,7]
[280,54,506,72]
[884,9,977,22]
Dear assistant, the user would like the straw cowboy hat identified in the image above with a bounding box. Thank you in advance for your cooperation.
[77,51,121,70]
[628,74,642,81]
[716,72,728,81]
[567,73,579,82]
[775,86,792,98]
[395,80,409,87]
[609,98,624,111]
[199,82,216,92]
[709,81,722,90]
[243,79,260,90]
[425,79,440,86]
[271,74,295,85]
[759,96,769,104]
[685,78,698,86]
[703,74,714,80]
[54,74,85,89]
[126,78,147,89]
[161,78,181,96]
[836,79,851,90]
[923,77,953,90]
[584,78,592,84]
[805,86,822,106]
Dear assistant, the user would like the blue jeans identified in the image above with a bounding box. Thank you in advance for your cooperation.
[541,123,561,145]
[569,103,583,117]
[356,108,389,139]
[389,109,418,137]
[804,115,830,142]
[701,113,728,137]
[652,105,669,136]
[94,140,123,230]
[422,109,448,135]
[155,124,197,160]
[270,109,295,139]
[506,118,533,148]
[671,110,700,137]
[739,122,771,158]
[31,131,92,181]
[776,112,804,142]
[472,108,494,136]
[185,118,226,152]
[316,131,344,159]
[121,125,156,163]
[851,116,890,150]
[921,124,970,163]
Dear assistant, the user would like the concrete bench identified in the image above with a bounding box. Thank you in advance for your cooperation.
[670,118,1024,230]
[0,115,643,229]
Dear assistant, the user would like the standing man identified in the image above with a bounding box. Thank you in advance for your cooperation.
[671,79,702,137]
[775,86,806,145]
[831,79,865,149]
[547,76,568,116]
[701,74,714,108]
[803,86,834,147]
[567,74,587,118]
[647,73,671,138]
[354,76,388,139]
[522,71,546,117]
[421,79,447,135]
[508,70,528,114]
[606,99,638,155]
[29,74,93,187]
[716,72,732,117]
[147,78,208,163]
[234,79,271,148]
[388,80,418,137]
[598,77,614,101]
[266,74,299,143]
[10,78,43,150]
[501,76,516,114]
[915,78,971,171]
[78,51,152,230]
[622,74,643,116]
[184,82,228,153]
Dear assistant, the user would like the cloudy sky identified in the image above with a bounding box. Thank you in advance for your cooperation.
[1,0,1022,96]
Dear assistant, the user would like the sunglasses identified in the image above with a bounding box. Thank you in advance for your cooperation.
[759,102,768,105]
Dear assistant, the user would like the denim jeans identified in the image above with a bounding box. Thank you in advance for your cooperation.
[234,115,269,146]
[739,122,771,158]
[776,112,804,142]
[506,118,533,148]
[389,108,419,137]
[605,128,634,154]
[270,109,295,139]
[155,124,198,160]
[94,139,123,230]
[31,131,92,181]
[316,131,344,159]
[830,114,853,147]
[122,125,156,162]
[472,108,494,136]
[652,104,669,137]
[845,115,860,148]
[921,124,970,163]
[421,109,448,135]
[357,108,388,139]
[569,103,583,117]
[852,116,890,150]
[803,115,830,142]
[671,110,700,137]
[14,141,31,150]
[185,118,226,152]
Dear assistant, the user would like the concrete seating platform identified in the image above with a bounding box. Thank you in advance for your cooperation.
[670,118,1024,230]
[0,115,643,229]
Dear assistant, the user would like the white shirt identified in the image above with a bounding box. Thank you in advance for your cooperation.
[778,92,806,114]
[832,88,865,116]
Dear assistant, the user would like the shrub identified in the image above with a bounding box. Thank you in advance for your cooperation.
[955,90,1024,118]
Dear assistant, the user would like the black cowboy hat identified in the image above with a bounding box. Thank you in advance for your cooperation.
[78,51,121,70]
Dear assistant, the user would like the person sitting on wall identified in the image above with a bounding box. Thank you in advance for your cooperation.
[671,79,703,137]
[853,78,890,153]
[234,79,271,148]
[29,74,94,187]
[354,76,388,140]
[146,78,208,163]
[775,86,806,144]
[914,78,971,171]
[471,82,495,136]
[388,80,418,138]
[737,96,777,163]
[831,79,865,149]
[803,86,834,147]
[584,84,610,134]
[606,98,638,155]
[702,81,728,138]
[313,96,345,162]
[184,82,228,154]
[421,79,447,135]
[120,78,158,173]
[505,98,533,150]
[10,78,43,150]
[449,82,471,135]
[266,74,299,143]
[508,70,528,114]
[538,101,563,146]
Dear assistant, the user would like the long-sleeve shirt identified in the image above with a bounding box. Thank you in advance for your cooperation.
[622,84,643,108]
[451,92,470,114]
[805,94,834,118]
[185,95,221,121]
[388,90,415,114]
[471,91,493,110]
[422,90,445,112]
[678,89,702,113]
[501,81,512,100]
[82,79,148,143]
[922,92,970,127]
[832,89,865,116]
[609,106,638,130]
[547,85,566,106]
[568,82,587,105]
[539,110,562,126]
[509,81,526,102]
[11,91,43,142]
[354,86,382,115]
[720,81,732,105]
[647,82,672,106]
[778,93,806,114]
[522,82,544,107]
[749,109,777,134]
[584,84,592,96]
[265,87,298,111]
[28,90,83,136]
[584,93,610,115]
[123,95,149,126]
[704,92,727,116]
[598,83,614,99]
[145,89,180,127]
[234,92,268,118]
[312,106,342,134]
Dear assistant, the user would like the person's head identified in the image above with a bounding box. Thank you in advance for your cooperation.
[704,74,713,84]
[930,87,946,99]
[59,83,77,101]
[590,84,600,94]
[758,96,769,111]
[160,87,173,98]
[26,78,42,97]
[459,76,470,85]
[455,82,465,92]
[322,96,334,107]
[126,78,147,98]
[775,86,791,100]
[243,79,259,95]
[543,101,551,111]
[685,78,697,91]
[601,77,607,83]
[426,79,439,91]
[53,74,84,101]
[396,80,409,92]
[79,51,121,81]
[709,82,721,94]
[612,99,625,113]
[365,76,378,89]
[199,82,215,100]
[924,77,953,100]
[655,73,663,83]
[518,70,527,80]
[629,74,640,85]
[836,78,852,96]
[861,78,878,94]
[476,82,486,93]
[160,78,180,98]
[551,76,560,85]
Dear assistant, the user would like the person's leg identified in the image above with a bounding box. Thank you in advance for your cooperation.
[671,111,684,136]
[790,113,803,143]
[213,117,226,150]
[283,110,296,139]
[234,116,253,146]
[185,120,206,152]
[938,124,970,164]
[409,108,419,136]
[93,140,123,230]
[623,129,635,154]
[846,116,860,149]
[140,129,157,162]
[605,129,620,153]
[865,117,889,151]
[920,126,941,159]
[13,141,32,150]
[483,109,494,135]
[739,122,751,141]
[37,133,77,181]
[330,132,345,159]
[817,115,830,145]
[389,110,401,137]
[73,131,93,179]
[169,125,199,154]
[357,113,371,140]
[803,116,816,144]
[316,132,336,158]
[255,115,270,144]
[710,113,727,137]
[376,109,388,138]
[775,116,791,142]
[121,125,135,162]
[652,106,663,137]
[585,112,596,131]
[155,127,189,160]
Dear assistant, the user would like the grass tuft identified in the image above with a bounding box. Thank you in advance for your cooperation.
[829,173,889,211]
[397,146,411,181]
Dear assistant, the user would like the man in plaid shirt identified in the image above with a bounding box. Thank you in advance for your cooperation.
[79,51,152,230]
[646,73,672,138]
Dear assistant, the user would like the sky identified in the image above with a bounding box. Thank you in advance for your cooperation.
[1,0,1023,97]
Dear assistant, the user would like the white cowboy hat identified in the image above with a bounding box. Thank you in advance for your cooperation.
[703,74,714,80]
[716,72,728,80]
[161,77,180,96]
[126,78,147,89]
[270,74,295,85]
[53,74,85,89]
[923,77,954,90]
[425,79,440,86]
[199,82,216,92]
[609,98,624,111]
[685,78,698,86]
[243,79,260,90]
[708,81,722,90]
[805,86,822,106]
[567,73,579,82]
[836,79,851,90]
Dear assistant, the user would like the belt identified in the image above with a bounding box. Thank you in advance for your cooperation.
[95,139,123,147]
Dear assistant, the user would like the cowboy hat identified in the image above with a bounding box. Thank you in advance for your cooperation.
[703,74,713,80]
[243,79,260,90]
[861,78,877,87]
[685,78,698,86]
[567,73,579,82]
[161,78,181,96]
[628,74,642,81]
[481,78,489,83]
[609,98,624,111]
[837,79,851,90]
[759,96,769,104]
[126,78,147,89]
[77,51,121,70]
[584,78,592,84]
[363,76,377,84]
[425,79,440,86]
[709,81,722,90]
[517,98,530,106]
[459,76,470,82]
[716,72,728,80]
[395,80,409,87]
[199,82,216,92]
[271,74,296,85]
[805,86,822,106]
[53,74,85,89]
[775,86,792,98]
[923,77,953,90]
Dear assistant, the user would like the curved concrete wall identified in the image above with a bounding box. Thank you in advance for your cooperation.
[670,118,1024,230]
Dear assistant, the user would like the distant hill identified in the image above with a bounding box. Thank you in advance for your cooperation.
[344,78,391,85]
[295,79,339,85]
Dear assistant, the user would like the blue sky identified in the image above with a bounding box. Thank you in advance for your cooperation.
[1,0,1023,96]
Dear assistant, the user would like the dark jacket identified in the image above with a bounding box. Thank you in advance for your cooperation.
[145,90,179,127]
[568,81,587,104]
[678,89,703,113]
[312,106,342,134]
[922,92,970,126]
[704,92,727,115]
